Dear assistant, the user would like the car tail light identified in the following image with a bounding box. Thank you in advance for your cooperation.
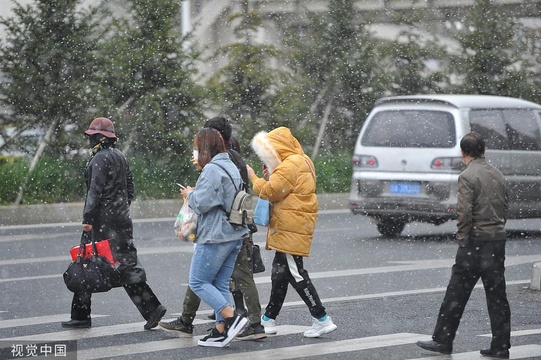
[431,157,464,171]
[352,155,378,169]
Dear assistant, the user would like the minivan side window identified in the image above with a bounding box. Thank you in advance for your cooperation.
[361,110,455,148]
[469,109,541,151]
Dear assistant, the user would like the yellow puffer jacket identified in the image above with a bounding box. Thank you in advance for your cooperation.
[250,127,317,257]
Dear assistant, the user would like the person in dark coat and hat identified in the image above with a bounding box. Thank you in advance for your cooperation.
[61,117,166,330]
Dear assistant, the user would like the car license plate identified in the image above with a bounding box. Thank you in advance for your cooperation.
[390,182,421,195]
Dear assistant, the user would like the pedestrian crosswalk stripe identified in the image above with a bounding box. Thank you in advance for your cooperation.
[78,338,193,360]
[0,231,76,243]
[0,274,61,283]
[77,331,426,360]
[255,280,529,309]
[407,344,541,359]
[0,315,107,330]
[195,333,429,360]
[3,315,541,360]
[479,328,541,337]
[2,322,144,343]
[1,317,215,343]
[76,325,310,360]
[0,245,195,266]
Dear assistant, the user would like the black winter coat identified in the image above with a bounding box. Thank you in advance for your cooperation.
[83,144,146,284]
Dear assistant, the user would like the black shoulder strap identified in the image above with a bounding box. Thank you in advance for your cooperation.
[227,149,249,191]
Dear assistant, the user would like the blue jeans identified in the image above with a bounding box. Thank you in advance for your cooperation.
[188,240,242,323]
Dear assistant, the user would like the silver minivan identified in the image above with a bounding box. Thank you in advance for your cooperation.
[349,94,541,237]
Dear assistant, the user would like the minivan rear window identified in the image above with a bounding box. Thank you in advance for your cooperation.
[469,109,541,151]
[361,110,455,148]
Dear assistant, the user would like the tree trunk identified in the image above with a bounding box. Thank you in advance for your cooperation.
[299,85,328,129]
[116,96,135,154]
[14,119,59,205]
[311,101,332,159]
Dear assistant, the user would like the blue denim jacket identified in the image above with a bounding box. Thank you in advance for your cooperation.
[187,152,249,244]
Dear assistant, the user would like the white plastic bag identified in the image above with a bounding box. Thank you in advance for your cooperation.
[174,199,197,242]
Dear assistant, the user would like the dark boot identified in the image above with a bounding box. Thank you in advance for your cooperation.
[144,304,167,330]
[480,348,509,359]
[61,319,91,329]
[69,292,91,324]
[416,340,452,354]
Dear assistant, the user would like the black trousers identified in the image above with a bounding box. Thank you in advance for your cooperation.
[264,251,326,320]
[70,281,161,321]
[432,239,511,351]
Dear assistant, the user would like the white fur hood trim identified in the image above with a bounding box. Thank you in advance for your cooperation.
[251,131,281,174]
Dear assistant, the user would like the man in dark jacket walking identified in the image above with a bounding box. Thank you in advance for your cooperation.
[416,133,511,359]
[62,117,166,330]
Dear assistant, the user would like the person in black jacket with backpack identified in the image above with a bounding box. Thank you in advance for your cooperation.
[159,117,266,340]
[62,117,166,330]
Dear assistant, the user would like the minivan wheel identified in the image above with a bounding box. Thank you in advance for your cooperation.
[376,220,406,237]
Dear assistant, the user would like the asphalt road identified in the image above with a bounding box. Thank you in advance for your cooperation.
[1,211,541,359]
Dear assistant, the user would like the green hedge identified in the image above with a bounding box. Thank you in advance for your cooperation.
[0,157,87,205]
[0,152,352,205]
[313,152,352,194]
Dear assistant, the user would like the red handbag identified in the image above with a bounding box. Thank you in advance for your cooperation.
[70,238,115,266]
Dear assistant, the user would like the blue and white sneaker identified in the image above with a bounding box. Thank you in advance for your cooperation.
[261,315,278,334]
[303,316,337,338]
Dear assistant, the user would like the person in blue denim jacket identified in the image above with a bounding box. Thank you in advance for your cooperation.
[180,128,249,348]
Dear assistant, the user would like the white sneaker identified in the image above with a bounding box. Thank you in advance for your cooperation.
[261,315,277,334]
[303,316,337,338]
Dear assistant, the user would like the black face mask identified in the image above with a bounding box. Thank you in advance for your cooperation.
[88,134,104,149]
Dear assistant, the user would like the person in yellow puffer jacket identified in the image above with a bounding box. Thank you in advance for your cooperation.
[246,126,337,338]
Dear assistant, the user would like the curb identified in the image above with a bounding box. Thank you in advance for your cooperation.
[0,193,350,226]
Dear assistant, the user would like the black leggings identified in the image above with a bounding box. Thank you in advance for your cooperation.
[264,251,326,320]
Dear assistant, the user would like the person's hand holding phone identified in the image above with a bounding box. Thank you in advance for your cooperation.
[176,183,185,195]
[178,184,194,198]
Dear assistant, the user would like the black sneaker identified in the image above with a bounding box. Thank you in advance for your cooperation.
[222,314,248,345]
[197,328,228,348]
[158,317,193,336]
[144,305,167,330]
[236,323,267,341]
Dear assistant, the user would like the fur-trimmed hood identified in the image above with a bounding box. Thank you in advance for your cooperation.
[251,127,305,174]
[249,127,317,257]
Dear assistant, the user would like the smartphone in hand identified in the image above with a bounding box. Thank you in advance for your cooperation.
[176,183,186,190]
